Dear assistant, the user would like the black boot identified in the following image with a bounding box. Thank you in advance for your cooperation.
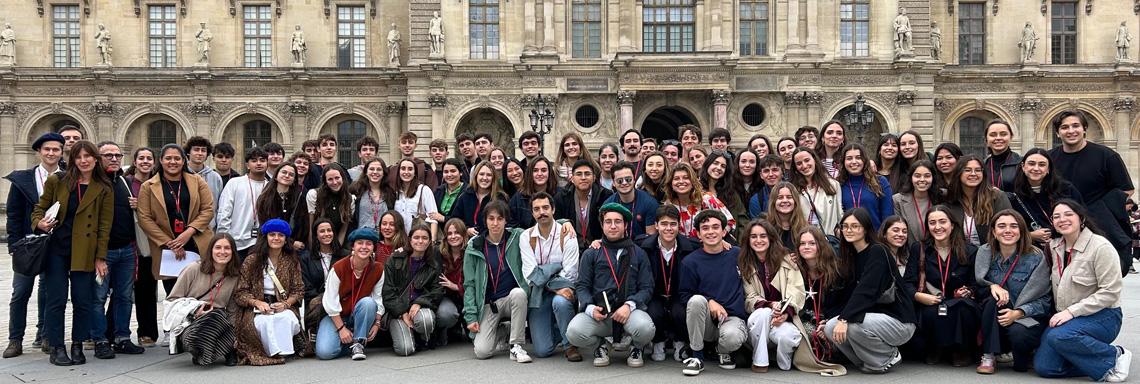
[49,347,73,366]
[224,350,238,366]
[70,343,86,365]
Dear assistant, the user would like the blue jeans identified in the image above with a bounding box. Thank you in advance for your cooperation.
[315,298,378,360]
[8,272,45,342]
[1035,307,1122,380]
[42,248,95,347]
[91,246,136,342]
[527,293,574,358]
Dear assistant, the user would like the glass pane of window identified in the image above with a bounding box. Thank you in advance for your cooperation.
[337,120,368,168]
[959,117,987,157]
[148,120,178,150]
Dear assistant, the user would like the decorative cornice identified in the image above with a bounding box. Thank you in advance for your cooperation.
[190,100,213,115]
[616,90,636,105]
[896,91,916,105]
[0,102,16,115]
[1114,97,1135,111]
[90,101,114,115]
[710,90,732,105]
[1018,98,1043,111]
[428,94,448,108]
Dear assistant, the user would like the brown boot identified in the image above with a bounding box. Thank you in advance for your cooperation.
[751,365,768,373]
[565,346,583,362]
[2,341,21,358]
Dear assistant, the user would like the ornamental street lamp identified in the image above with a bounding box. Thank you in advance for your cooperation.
[528,94,555,156]
[844,94,876,143]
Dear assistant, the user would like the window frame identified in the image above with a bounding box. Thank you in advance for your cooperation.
[1050,0,1078,64]
[957,2,986,65]
[147,4,178,68]
[147,120,179,150]
[957,116,988,158]
[838,0,870,57]
[336,5,368,68]
[243,120,274,152]
[243,4,274,68]
[469,0,502,59]
[641,0,696,53]
[738,0,770,56]
[52,4,82,67]
[571,0,603,59]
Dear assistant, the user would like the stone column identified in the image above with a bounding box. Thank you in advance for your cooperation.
[804,0,819,51]
[385,102,404,162]
[542,0,556,52]
[1017,98,1041,149]
[1113,97,1134,173]
[896,91,915,133]
[190,99,214,140]
[805,92,823,126]
[91,101,115,141]
[287,101,310,148]
[787,0,802,51]
[784,92,804,131]
[429,94,449,146]
[711,90,731,130]
[0,101,16,206]
[694,0,705,50]
[617,90,636,133]
[524,0,538,53]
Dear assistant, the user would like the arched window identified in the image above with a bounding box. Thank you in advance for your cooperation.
[958,116,987,157]
[148,120,178,149]
[244,120,273,151]
[337,120,368,168]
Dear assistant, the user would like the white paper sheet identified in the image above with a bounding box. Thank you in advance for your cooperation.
[159,250,200,278]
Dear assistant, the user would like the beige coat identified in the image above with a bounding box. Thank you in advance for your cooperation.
[136,173,216,279]
[1049,227,1122,317]
[743,259,846,376]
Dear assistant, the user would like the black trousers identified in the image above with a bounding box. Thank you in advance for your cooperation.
[917,298,979,349]
[979,297,1046,371]
[134,257,159,340]
[646,296,688,344]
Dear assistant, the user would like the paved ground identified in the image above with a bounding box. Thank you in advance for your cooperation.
[1,251,1138,384]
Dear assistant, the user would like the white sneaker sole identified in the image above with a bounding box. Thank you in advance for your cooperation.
[682,369,703,376]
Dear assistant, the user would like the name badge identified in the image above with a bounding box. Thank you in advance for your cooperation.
[937,303,948,317]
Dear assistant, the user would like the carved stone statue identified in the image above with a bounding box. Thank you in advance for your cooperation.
[429,11,444,57]
[95,24,112,66]
[195,22,213,65]
[893,7,912,53]
[1019,22,1038,63]
[290,25,306,65]
[0,24,15,66]
[1117,21,1132,61]
[387,23,401,66]
[930,21,942,61]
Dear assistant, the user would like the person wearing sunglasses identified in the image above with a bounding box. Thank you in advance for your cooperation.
[603,161,658,239]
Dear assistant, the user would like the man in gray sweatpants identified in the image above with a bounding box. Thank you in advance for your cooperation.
[678,210,748,376]
[566,203,656,368]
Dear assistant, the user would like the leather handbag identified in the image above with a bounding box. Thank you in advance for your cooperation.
[11,233,51,276]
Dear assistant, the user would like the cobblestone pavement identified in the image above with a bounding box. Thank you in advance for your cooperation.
[1,251,1137,383]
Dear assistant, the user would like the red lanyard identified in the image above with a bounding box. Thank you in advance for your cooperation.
[988,158,1000,189]
[808,275,823,324]
[996,253,1023,288]
[964,216,975,243]
[936,249,952,295]
[1057,244,1074,278]
[601,247,626,291]
[659,248,674,297]
[208,273,224,307]
[75,181,85,205]
[848,179,864,209]
[577,191,591,239]
[912,197,930,239]
[370,190,383,228]
[473,196,484,227]
[485,240,507,293]
[164,177,184,219]
[621,194,637,238]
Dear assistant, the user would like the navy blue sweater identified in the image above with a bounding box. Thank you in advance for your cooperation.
[679,246,746,319]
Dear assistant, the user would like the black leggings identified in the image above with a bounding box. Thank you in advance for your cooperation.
[134,257,159,340]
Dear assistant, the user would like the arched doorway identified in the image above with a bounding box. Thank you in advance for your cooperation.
[641,107,696,143]
[456,108,515,150]
[954,110,1000,158]
[829,106,886,152]
[221,114,280,157]
[1045,110,1104,149]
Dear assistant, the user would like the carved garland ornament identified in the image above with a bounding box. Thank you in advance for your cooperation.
[804,92,824,105]
[428,94,448,108]
[896,91,916,105]
[1114,97,1135,111]
[616,90,636,105]
[287,101,309,114]
[190,100,213,115]
[1018,98,1043,111]
[0,102,16,115]
[783,92,805,105]
[90,101,114,115]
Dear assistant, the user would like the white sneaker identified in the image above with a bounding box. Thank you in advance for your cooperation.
[651,342,667,362]
[593,344,611,367]
[682,357,705,376]
[673,341,688,362]
[1112,347,1132,381]
[350,342,366,361]
[996,352,1013,364]
[627,347,645,368]
[157,333,170,348]
[509,344,532,363]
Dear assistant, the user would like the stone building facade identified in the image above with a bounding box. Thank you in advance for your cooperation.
[1,0,1139,217]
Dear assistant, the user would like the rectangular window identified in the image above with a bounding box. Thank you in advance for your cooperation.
[148,5,177,67]
[337,6,367,68]
[1051,1,1077,64]
[52,5,81,67]
[739,0,769,56]
[642,0,694,53]
[469,0,501,59]
[839,0,869,57]
[571,0,602,58]
[957,3,985,64]
[243,5,273,67]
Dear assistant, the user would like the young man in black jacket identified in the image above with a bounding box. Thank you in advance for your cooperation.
[639,205,697,362]
[554,159,612,250]
[565,203,656,368]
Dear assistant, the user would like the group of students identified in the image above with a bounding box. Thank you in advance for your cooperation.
[2,109,1135,380]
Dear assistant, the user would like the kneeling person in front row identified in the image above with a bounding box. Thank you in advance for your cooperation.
[463,201,533,363]
[680,210,749,376]
[566,203,656,368]
[316,228,386,361]
[383,223,446,356]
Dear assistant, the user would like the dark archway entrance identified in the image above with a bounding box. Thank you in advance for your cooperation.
[456,108,516,149]
[641,107,696,143]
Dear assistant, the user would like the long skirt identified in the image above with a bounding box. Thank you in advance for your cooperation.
[254,311,301,357]
[181,309,235,366]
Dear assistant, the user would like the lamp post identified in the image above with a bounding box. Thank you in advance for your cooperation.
[528,94,555,156]
[843,94,876,143]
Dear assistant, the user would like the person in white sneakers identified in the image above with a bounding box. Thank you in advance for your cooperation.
[463,201,533,363]
[566,203,656,368]
[679,210,748,376]
[315,228,385,361]
[216,147,269,262]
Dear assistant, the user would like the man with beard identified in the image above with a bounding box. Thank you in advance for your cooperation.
[521,192,580,360]
[216,147,270,261]
[619,130,642,180]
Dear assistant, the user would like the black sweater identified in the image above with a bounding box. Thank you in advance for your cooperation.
[839,244,916,324]
[638,234,697,304]
[554,183,613,250]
